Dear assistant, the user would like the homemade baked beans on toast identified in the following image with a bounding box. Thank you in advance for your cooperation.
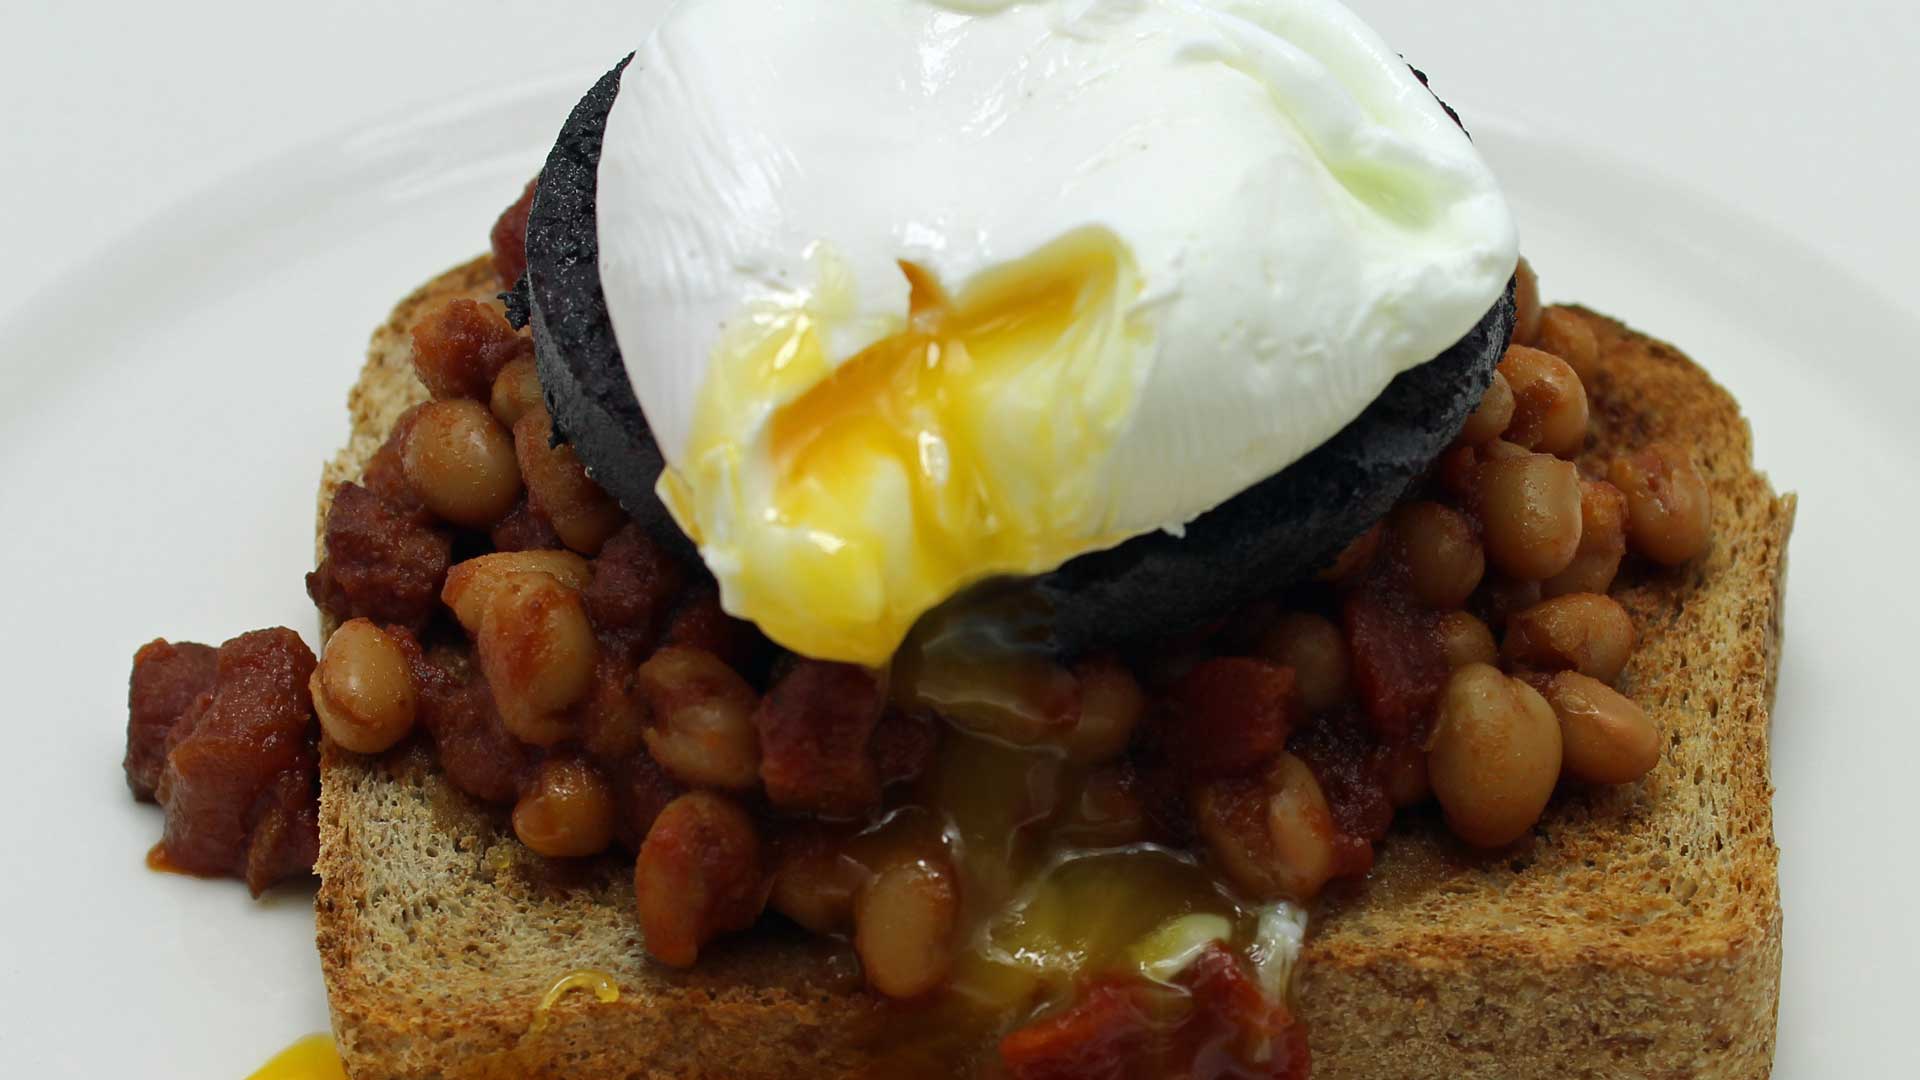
[311,258,1793,1080]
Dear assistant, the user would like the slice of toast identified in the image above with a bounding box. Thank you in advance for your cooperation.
[314,257,1794,1079]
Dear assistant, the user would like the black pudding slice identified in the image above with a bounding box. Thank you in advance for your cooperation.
[514,58,691,556]
[516,59,1516,656]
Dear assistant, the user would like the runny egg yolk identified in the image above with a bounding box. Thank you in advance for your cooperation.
[246,1035,346,1080]
[661,228,1150,665]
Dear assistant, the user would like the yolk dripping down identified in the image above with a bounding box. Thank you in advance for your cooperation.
[661,228,1150,665]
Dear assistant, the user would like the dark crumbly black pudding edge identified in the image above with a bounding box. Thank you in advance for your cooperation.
[514,58,1515,656]
[512,56,694,557]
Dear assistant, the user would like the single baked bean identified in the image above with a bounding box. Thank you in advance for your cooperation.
[1256,612,1350,713]
[1194,753,1338,902]
[410,298,528,401]
[768,829,864,935]
[512,757,616,858]
[1063,658,1145,763]
[1456,370,1516,447]
[489,357,545,428]
[635,792,765,968]
[1498,346,1590,457]
[1543,480,1630,598]
[1263,754,1339,901]
[1504,593,1635,683]
[1427,664,1561,847]
[1476,453,1583,581]
[1610,444,1713,566]
[855,857,959,999]
[636,645,761,791]
[478,571,598,745]
[1542,672,1661,785]
[1390,501,1485,609]
[514,407,626,556]
[1434,610,1498,669]
[402,399,522,528]
[310,619,417,754]
[1535,307,1600,382]
[1319,522,1383,586]
[1512,257,1541,347]
[1440,438,1527,500]
[443,550,593,633]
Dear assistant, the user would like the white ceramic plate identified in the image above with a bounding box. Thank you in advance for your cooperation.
[2,74,1916,1080]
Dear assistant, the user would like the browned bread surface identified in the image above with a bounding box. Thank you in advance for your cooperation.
[1298,308,1793,1080]
[314,259,1793,1079]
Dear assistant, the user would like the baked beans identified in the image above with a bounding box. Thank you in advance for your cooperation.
[1542,672,1661,785]
[1534,307,1600,382]
[636,645,761,791]
[310,619,417,754]
[514,407,626,556]
[1542,480,1629,598]
[634,792,765,969]
[512,757,616,858]
[1434,610,1498,669]
[1610,443,1713,566]
[1503,593,1635,683]
[1498,346,1589,458]
[409,298,528,402]
[402,399,522,528]
[1455,370,1515,447]
[443,550,593,633]
[855,856,960,999]
[1194,753,1338,902]
[1256,612,1350,713]
[1390,501,1485,609]
[768,828,863,935]
[1475,452,1584,581]
[1262,754,1339,901]
[476,570,598,745]
[1439,437,1524,499]
[1427,664,1562,847]
[489,357,545,429]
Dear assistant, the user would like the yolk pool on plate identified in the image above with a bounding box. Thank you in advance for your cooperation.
[662,228,1152,665]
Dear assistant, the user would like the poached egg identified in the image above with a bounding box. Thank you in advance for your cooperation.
[597,0,1517,665]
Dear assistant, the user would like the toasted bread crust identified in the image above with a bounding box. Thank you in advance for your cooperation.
[315,259,1791,1079]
